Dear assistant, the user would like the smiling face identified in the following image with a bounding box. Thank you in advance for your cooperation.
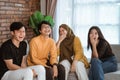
[59,27,67,36]
[39,24,51,36]
[11,27,26,42]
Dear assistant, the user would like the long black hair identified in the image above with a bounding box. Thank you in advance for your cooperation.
[87,26,105,50]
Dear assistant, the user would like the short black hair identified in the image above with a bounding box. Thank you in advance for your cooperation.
[10,22,25,31]
[38,21,51,31]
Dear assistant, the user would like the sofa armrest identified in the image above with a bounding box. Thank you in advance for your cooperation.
[111,44,120,63]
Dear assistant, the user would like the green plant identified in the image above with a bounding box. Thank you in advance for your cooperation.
[29,11,54,35]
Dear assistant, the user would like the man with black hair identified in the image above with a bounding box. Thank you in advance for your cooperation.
[0,22,45,80]
[27,21,58,80]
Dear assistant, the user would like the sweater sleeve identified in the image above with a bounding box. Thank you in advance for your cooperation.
[57,48,60,56]
[73,37,84,60]
[49,40,58,65]
[27,39,45,66]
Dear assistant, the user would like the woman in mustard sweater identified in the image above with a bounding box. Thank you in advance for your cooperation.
[56,24,89,80]
[87,26,117,80]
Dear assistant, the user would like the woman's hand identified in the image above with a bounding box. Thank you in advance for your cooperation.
[70,60,77,72]
[56,34,66,49]
[90,36,99,58]
[58,34,66,43]
[90,36,97,47]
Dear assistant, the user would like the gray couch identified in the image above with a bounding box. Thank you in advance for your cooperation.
[105,45,120,80]
[68,45,120,80]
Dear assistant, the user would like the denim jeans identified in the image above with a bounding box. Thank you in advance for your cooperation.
[88,56,117,80]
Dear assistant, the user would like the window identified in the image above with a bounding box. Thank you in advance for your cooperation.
[53,0,120,58]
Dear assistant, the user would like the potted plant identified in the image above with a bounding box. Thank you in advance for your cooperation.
[29,11,54,35]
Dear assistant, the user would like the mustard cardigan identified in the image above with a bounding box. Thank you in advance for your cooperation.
[58,36,90,68]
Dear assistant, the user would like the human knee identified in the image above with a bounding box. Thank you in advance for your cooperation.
[24,68,33,76]
[60,60,70,70]
[76,61,84,69]
[35,65,45,73]
[58,64,65,73]
[77,61,84,66]
[91,58,101,64]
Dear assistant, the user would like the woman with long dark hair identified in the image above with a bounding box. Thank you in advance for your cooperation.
[87,26,118,80]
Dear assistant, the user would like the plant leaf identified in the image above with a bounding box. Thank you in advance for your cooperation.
[44,16,54,27]
[29,11,54,35]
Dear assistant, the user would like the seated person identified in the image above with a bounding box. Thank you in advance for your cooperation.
[0,22,45,80]
[0,22,33,80]
[27,21,58,80]
[87,26,118,80]
[56,24,90,80]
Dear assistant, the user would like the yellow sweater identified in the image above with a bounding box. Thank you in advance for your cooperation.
[27,35,58,67]
[58,36,90,68]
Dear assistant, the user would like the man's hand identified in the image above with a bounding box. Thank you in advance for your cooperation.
[32,69,38,77]
[53,65,58,78]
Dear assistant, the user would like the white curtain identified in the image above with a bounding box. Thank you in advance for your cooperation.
[54,0,120,58]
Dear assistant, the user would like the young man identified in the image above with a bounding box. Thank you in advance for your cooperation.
[0,22,45,80]
[27,21,58,80]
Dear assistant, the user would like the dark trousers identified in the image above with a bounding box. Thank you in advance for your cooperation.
[57,64,65,80]
[45,64,65,80]
[45,67,54,80]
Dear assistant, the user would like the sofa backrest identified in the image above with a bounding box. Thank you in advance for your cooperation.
[111,44,120,63]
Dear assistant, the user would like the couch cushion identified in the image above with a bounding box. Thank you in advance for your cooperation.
[111,45,120,63]
[118,63,120,70]
[105,70,120,80]
[104,63,120,80]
